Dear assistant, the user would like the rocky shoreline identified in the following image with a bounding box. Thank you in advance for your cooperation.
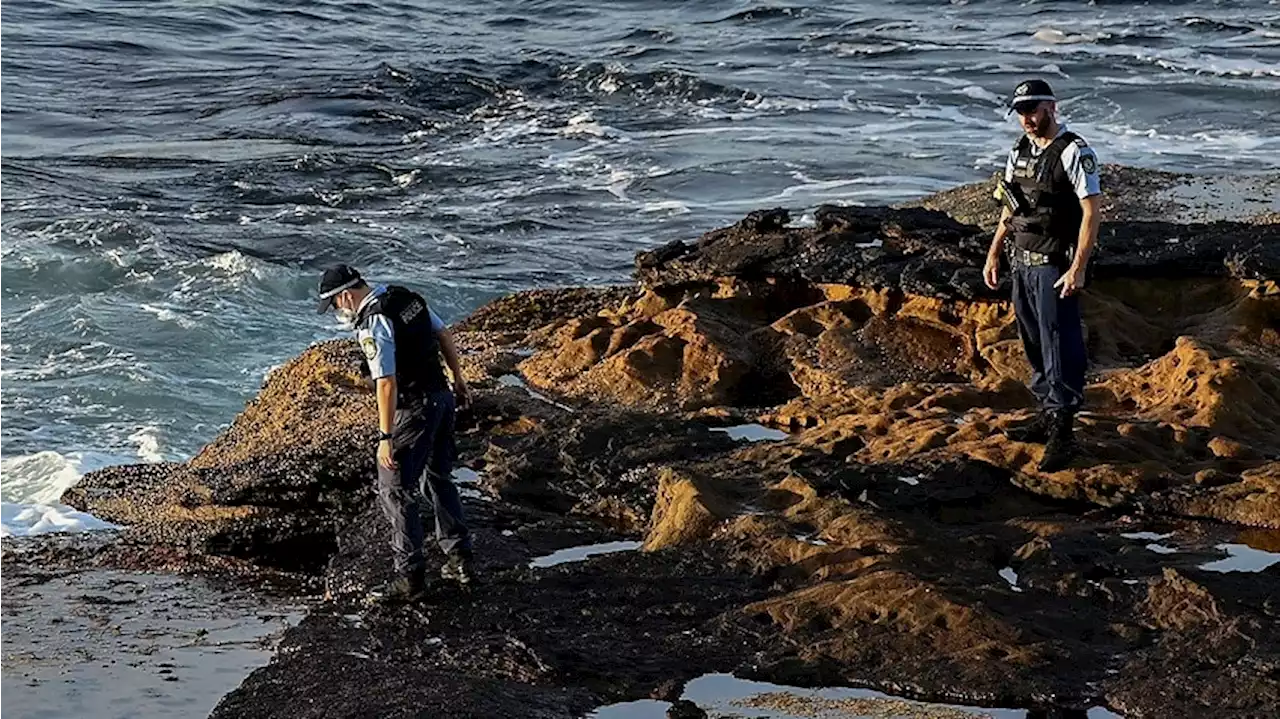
[8,166,1278,718]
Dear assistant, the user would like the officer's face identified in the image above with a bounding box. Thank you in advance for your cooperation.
[1017,102,1055,138]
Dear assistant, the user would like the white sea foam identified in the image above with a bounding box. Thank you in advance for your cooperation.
[139,303,198,329]
[1088,124,1279,168]
[786,212,817,228]
[1,502,119,537]
[1023,39,1280,80]
[1033,28,1110,45]
[605,167,634,200]
[167,249,285,305]
[128,426,167,464]
[558,111,618,138]
[203,250,261,279]
[639,200,692,215]
[0,450,130,537]
[0,342,140,382]
[0,450,120,505]
[829,42,906,57]
[743,173,955,207]
[1157,55,1280,78]
[958,85,1003,104]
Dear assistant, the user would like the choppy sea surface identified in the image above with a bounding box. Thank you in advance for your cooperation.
[3,0,1278,532]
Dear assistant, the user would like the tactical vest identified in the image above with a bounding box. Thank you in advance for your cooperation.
[357,285,448,401]
[1009,131,1084,255]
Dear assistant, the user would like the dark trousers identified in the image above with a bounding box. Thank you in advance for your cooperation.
[376,389,471,576]
[1011,263,1087,412]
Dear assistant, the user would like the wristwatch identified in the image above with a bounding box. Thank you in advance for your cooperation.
[377,432,394,442]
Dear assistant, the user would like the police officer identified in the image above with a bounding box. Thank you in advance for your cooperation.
[316,264,475,601]
[983,79,1101,472]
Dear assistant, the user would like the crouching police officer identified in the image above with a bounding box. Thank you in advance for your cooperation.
[983,79,1101,472]
[317,265,475,601]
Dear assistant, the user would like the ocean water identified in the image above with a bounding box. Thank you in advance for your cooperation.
[3,0,1278,530]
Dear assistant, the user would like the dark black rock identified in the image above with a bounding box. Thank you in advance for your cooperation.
[635,205,1280,301]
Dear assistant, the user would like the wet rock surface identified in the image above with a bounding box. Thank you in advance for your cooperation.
[27,167,1280,718]
[0,551,303,719]
[215,544,769,719]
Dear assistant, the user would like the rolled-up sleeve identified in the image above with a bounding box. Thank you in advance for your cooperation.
[429,308,445,333]
[357,315,396,379]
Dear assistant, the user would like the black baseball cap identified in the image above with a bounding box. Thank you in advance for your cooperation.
[316,264,362,313]
[1007,79,1056,115]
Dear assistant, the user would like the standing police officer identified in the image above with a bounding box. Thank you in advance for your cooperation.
[317,264,475,601]
[983,79,1101,472]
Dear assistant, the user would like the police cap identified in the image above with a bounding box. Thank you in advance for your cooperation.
[1007,79,1056,116]
[316,264,362,313]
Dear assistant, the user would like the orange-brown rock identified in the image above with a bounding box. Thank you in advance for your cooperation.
[1141,567,1225,631]
[1096,336,1280,444]
[189,340,375,471]
[745,569,1044,666]
[518,296,765,409]
[643,469,738,551]
[62,340,380,570]
[1153,462,1280,529]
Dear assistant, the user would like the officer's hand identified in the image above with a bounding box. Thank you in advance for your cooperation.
[377,439,397,471]
[1054,265,1085,298]
[983,254,1000,290]
[455,381,473,411]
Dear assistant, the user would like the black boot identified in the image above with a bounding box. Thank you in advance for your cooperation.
[1037,411,1077,473]
[666,700,708,719]
[377,566,426,604]
[1005,410,1054,443]
[441,550,475,586]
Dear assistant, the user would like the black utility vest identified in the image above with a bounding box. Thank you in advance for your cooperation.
[357,286,448,401]
[1009,131,1084,254]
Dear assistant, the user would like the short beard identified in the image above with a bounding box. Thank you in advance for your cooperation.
[1028,113,1054,138]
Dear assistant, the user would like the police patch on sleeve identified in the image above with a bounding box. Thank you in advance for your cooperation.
[360,336,377,360]
[1081,152,1098,175]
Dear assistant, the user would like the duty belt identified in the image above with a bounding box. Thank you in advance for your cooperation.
[1011,247,1065,267]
